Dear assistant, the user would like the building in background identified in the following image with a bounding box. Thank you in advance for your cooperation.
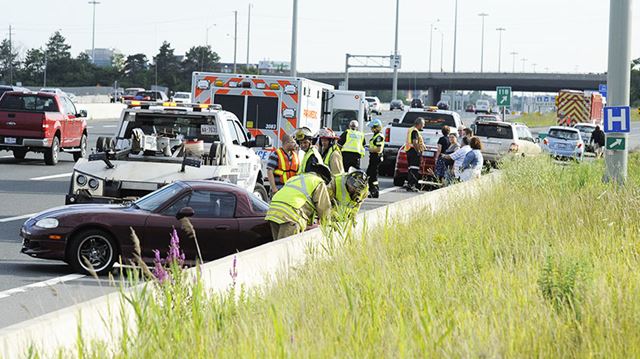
[258,60,290,75]
[85,48,117,68]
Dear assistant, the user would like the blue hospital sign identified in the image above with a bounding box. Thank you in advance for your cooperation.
[603,106,630,133]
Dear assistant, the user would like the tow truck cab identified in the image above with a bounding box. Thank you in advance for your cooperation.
[66,101,268,205]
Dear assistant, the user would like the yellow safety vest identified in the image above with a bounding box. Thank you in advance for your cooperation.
[333,174,365,220]
[273,148,299,184]
[342,129,365,156]
[266,173,323,227]
[323,145,340,166]
[404,126,425,151]
[298,147,322,174]
[369,133,384,153]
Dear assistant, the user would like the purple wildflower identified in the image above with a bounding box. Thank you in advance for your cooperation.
[229,255,238,286]
[152,249,169,283]
[167,227,185,267]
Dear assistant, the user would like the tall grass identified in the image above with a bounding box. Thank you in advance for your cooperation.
[51,155,640,357]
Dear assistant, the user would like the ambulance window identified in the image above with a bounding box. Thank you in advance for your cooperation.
[213,94,245,122]
[247,96,278,131]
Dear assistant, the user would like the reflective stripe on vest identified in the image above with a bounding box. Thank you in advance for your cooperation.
[342,130,365,156]
[323,145,340,166]
[273,148,299,183]
[270,173,323,210]
[369,133,384,153]
[298,147,322,174]
[335,174,350,206]
[404,126,424,151]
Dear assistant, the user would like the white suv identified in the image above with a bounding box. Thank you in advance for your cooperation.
[475,99,491,114]
[365,96,382,115]
[474,121,541,164]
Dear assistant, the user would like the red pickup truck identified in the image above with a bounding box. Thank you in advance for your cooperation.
[0,91,88,165]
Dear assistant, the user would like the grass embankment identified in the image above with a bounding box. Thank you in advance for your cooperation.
[63,155,640,357]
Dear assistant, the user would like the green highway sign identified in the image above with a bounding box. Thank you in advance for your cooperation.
[496,86,512,107]
[606,136,626,151]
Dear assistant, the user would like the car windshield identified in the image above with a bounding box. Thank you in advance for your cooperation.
[125,89,141,95]
[548,129,580,140]
[402,112,457,130]
[134,182,186,212]
[174,93,189,99]
[365,98,375,103]
[575,125,595,134]
[476,124,513,139]
[119,113,220,143]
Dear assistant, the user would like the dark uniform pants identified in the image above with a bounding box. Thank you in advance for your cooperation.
[367,154,381,197]
[342,152,361,171]
[406,148,420,188]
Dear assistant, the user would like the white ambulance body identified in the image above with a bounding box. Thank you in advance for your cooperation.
[191,72,334,154]
[325,90,367,133]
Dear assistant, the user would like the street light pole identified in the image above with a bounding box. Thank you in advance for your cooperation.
[496,27,506,72]
[510,51,518,72]
[290,0,298,77]
[521,57,527,72]
[452,0,458,72]
[246,3,252,70]
[88,1,100,64]
[478,13,488,73]
[440,31,444,72]
[233,10,238,73]
[392,0,400,100]
[605,0,632,184]
[532,63,537,73]
[429,19,439,73]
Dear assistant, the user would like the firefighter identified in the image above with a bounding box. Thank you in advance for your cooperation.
[265,163,332,240]
[295,127,323,174]
[329,169,369,222]
[366,119,384,198]
[266,134,299,195]
[338,120,366,170]
[318,127,344,175]
[405,117,426,192]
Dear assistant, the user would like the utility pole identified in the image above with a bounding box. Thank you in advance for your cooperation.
[521,57,527,72]
[496,27,506,72]
[532,63,537,73]
[233,10,238,73]
[88,1,100,64]
[453,0,458,72]
[392,0,400,100]
[605,0,632,184]
[43,52,47,87]
[8,25,15,85]
[478,13,488,72]
[429,20,439,73]
[290,0,298,77]
[246,4,252,70]
[510,51,518,72]
[440,31,444,72]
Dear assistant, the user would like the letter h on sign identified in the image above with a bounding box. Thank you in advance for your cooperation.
[604,106,631,133]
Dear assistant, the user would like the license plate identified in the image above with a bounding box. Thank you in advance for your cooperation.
[422,151,435,157]
[4,137,16,144]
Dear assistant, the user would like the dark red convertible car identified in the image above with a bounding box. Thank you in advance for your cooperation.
[21,181,272,275]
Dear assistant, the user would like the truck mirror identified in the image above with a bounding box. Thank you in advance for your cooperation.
[246,132,253,140]
[255,134,271,148]
[176,207,195,220]
[78,110,88,118]
[393,118,400,124]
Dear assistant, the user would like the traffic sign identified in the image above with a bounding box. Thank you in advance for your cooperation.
[599,84,607,98]
[606,136,626,151]
[496,86,512,106]
[603,106,631,133]
[390,55,402,69]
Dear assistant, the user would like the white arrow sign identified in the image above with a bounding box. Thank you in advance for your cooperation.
[609,138,623,149]
[501,95,508,104]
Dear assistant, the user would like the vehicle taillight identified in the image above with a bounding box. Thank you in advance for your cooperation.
[41,114,48,131]
[509,143,519,152]
[577,142,583,148]
[385,127,390,142]
[543,138,548,145]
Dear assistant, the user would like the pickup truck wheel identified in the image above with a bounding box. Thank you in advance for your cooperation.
[253,183,269,202]
[68,229,118,275]
[73,134,88,162]
[393,174,407,187]
[12,149,26,161]
[44,136,60,166]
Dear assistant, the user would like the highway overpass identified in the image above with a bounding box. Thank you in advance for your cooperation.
[299,72,606,104]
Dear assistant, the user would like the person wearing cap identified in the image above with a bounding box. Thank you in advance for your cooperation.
[266,134,299,195]
[329,169,369,222]
[337,120,366,170]
[366,119,384,198]
[404,117,426,192]
[265,163,333,240]
[318,127,344,175]
[294,127,323,174]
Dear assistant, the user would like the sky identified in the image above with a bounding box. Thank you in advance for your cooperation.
[0,0,637,74]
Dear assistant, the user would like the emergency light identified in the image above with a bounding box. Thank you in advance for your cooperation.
[284,84,297,95]
[256,83,266,89]
[282,108,296,119]
[197,80,210,90]
[229,81,238,88]
[270,84,280,90]
[214,80,224,87]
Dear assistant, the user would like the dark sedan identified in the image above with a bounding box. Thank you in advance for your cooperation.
[21,181,272,275]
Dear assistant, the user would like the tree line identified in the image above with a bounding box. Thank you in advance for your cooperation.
[0,31,227,92]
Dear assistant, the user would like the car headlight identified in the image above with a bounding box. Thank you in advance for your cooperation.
[35,218,59,229]
[88,178,99,190]
[76,174,87,186]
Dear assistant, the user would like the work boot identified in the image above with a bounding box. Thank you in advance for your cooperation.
[406,186,419,193]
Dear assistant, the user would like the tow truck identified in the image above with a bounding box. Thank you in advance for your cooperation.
[66,100,270,204]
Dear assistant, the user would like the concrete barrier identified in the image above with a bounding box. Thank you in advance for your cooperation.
[0,173,501,358]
